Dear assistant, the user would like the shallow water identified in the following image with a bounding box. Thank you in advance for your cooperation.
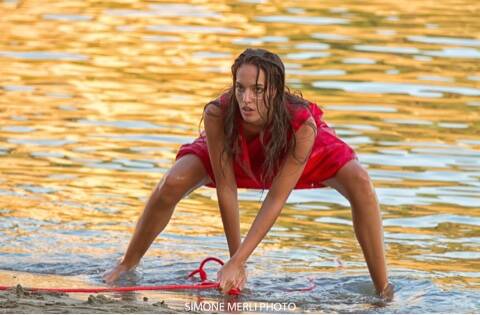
[0,0,479,313]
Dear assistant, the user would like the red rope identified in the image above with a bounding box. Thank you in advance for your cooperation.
[0,257,315,295]
[0,282,220,293]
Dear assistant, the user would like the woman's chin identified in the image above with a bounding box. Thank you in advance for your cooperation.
[242,116,260,124]
[241,115,255,122]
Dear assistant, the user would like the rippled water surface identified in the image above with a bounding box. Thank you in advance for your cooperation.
[1,0,479,313]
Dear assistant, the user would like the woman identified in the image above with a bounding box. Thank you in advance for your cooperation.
[104,48,393,299]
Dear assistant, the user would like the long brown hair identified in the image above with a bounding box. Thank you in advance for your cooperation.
[208,48,312,186]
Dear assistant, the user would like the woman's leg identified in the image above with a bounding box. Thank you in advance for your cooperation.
[104,154,211,283]
[323,160,390,296]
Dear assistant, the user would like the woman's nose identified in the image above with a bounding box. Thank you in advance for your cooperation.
[242,89,254,103]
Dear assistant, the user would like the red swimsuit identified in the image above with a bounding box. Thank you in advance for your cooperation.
[176,94,357,189]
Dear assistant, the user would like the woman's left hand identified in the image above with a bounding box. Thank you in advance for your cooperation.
[217,258,247,294]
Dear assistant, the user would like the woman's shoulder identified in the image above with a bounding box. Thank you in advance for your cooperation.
[286,94,323,130]
[206,90,233,109]
[204,91,232,121]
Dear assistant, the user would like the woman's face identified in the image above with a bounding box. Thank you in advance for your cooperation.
[235,63,270,127]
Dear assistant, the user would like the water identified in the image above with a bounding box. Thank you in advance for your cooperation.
[0,0,479,312]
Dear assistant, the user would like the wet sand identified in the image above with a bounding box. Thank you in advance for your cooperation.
[0,271,183,313]
[0,284,179,313]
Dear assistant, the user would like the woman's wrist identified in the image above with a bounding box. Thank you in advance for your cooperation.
[230,252,247,266]
[120,257,138,270]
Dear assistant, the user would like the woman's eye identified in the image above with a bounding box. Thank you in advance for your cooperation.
[255,88,264,94]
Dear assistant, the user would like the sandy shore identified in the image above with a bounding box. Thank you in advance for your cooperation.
[0,271,188,313]
[0,284,181,314]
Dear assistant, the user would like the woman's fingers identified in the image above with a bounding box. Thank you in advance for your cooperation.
[237,277,246,290]
[103,270,119,284]
[219,279,233,294]
[220,278,246,294]
[103,264,129,284]
[233,276,244,290]
[217,261,247,294]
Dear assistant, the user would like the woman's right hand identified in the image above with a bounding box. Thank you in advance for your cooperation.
[103,263,132,284]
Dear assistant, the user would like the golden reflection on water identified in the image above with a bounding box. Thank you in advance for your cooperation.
[0,0,479,306]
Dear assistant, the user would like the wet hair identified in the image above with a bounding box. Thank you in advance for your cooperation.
[207,48,312,186]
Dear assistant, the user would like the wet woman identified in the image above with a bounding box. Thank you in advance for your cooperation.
[103,48,393,299]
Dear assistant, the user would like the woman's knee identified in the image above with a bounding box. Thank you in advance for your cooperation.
[151,156,209,207]
[151,174,191,207]
[337,160,374,200]
[351,164,371,187]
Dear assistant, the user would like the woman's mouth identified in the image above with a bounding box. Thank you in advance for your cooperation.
[241,107,255,116]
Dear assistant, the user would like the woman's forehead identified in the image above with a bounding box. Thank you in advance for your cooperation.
[236,64,266,85]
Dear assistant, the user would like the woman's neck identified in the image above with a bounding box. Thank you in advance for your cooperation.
[241,121,265,141]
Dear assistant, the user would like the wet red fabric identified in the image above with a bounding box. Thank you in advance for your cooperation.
[176,94,357,189]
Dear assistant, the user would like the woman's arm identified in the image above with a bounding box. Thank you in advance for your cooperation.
[204,103,241,257]
[218,118,316,293]
[232,118,316,264]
